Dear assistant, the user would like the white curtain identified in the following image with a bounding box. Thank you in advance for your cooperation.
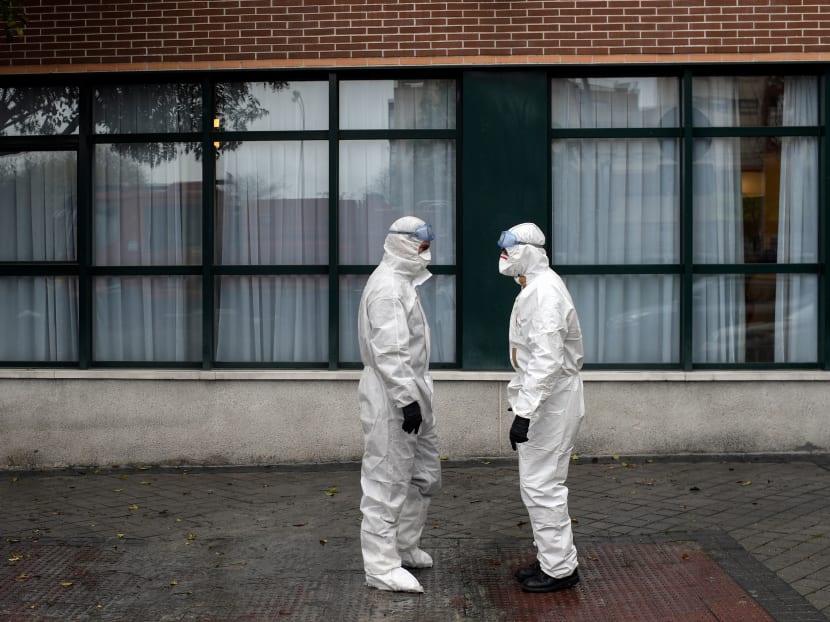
[93,144,202,361]
[214,141,329,362]
[775,77,818,362]
[0,151,78,361]
[553,139,679,363]
[692,77,745,363]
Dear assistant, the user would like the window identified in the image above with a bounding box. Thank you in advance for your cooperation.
[551,74,821,368]
[552,77,681,365]
[0,86,79,362]
[691,76,818,364]
[93,83,203,363]
[337,79,458,365]
[213,80,330,364]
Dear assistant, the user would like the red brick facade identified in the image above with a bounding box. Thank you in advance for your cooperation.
[2,0,830,72]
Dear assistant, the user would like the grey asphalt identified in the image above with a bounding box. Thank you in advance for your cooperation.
[1,455,829,621]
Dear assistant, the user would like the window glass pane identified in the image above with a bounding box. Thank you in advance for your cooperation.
[551,77,678,129]
[565,275,679,364]
[216,141,328,264]
[0,276,78,361]
[94,276,201,362]
[0,151,77,261]
[215,81,328,131]
[693,136,817,264]
[692,76,817,127]
[552,139,679,265]
[339,140,455,265]
[94,143,202,266]
[339,274,456,364]
[340,80,456,130]
[0,86,79,136]
[215,275,328,363]
[693,274,817,363]
[94,84,201,134]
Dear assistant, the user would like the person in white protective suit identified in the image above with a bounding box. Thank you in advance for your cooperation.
[497,222,585,593]
[357,215,442,593]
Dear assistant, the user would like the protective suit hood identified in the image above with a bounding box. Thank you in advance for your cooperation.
[383,216,432,285]
[498,222,549,280]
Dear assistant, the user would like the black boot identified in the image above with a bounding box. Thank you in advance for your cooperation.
[513,561,540,582]
[521,568,579,593]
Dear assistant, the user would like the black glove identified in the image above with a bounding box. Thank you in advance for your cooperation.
[509,415,529,450]
[402,401,422,434]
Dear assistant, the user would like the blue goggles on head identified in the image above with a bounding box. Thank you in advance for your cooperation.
[390,222,435,242]
[498,230,543,249]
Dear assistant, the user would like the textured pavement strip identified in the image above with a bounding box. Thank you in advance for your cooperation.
[0,457,827,621]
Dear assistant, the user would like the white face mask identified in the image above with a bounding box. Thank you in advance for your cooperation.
[498,252,521,277]
[417,248,431,267]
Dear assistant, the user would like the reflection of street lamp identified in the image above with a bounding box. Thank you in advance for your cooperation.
[292,90,306,204]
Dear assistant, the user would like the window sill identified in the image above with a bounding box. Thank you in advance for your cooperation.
[0,369,828,382]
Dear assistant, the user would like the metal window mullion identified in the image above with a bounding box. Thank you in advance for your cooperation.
[681,71,694,372]
[822,72,830,370]
[202,76,215,370]
[329,73,339,370]
[78,83,93,369]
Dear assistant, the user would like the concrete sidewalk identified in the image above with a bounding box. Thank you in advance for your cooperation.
[1,456,829,621]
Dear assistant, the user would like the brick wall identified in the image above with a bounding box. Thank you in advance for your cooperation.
[2,0,830,69]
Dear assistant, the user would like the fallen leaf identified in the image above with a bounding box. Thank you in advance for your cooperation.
[170,580,178,586]
[128,504,139,511]
[16,574,30,581]
[8,554,23,562]
[118,474,129,480]
[571,454,579,461]
[11,475,19,483]
[440,455,449,461]
[517,520,527,527]
[587,555,599,561]
[319,538,328,545]
[114,488,124,493]
[738,480,752,486]
[116,533,125,539]
[481,460,491,465]
[323,487,338,497]
[571,517,579,524]
[60,581,73,588]
[187,533,197,541]
[432,523,441,529]
[140,481,151,486]
[681,553,691,560]
[612,455,620,461]
[689,486,701,492]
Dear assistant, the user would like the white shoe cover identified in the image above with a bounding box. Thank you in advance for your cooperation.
[365,567,424,593]
[399,548,433,568]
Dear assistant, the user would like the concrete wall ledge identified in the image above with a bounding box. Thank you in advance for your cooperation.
[1,368,829,382]
[3,368,829,467]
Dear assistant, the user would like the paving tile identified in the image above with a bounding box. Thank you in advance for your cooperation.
[1,458,829,620]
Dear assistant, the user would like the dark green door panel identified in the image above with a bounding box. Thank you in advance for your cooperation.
[461,71,549,369]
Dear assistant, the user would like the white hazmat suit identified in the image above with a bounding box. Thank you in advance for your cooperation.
[498,222,585,591]
[358,216,441,593]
